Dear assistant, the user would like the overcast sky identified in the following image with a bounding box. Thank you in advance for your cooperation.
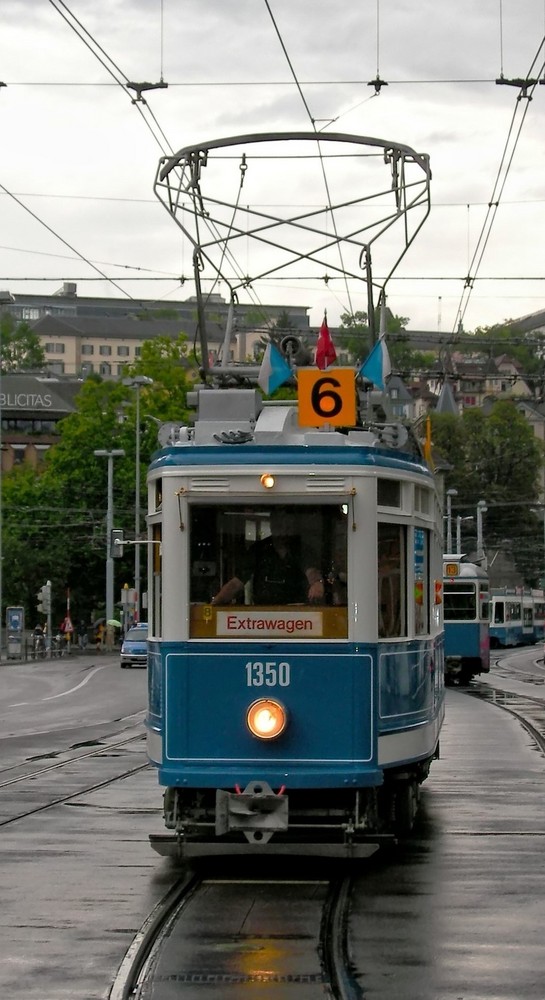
[1,0,544,336]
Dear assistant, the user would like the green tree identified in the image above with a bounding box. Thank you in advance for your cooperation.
[338,311,370,362]
[1,335,195,626]
[337,309,434,374]
[1,464,92,626]
[432,400,543,583]
[0,314,46,371]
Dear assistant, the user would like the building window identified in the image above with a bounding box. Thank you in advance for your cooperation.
[99,362,111,376]
[44,342,65,354]
[81,344,94,355]
[22,307,40,321]
[117,345,130,357]
[2,416,58,433]
[99,345,112,356]
[134,346,141,357]
[34,444,50,463]
[48,362,65,374]
[116,364,129,376]
[11,445,26,465]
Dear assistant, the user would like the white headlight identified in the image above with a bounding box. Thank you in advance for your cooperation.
[247,699,287,740]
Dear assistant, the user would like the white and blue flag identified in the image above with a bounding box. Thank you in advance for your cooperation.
[358,335,392,390]
[257,342,292,394]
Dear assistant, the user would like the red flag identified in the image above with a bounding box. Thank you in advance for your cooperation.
[315,314,336,370]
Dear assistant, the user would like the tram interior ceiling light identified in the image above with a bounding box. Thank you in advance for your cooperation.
[247,699,287,740]
[260,473,275,489]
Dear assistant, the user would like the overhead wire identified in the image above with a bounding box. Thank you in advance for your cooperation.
[452,33,545,333]
[263,0,355,316]
[46,1,288,333]
[49,0,304,335]
[0,0,178,306]
[4,4,545,331]
[0,181,134,299]
[47,0,175,153]
[4,78,504,87]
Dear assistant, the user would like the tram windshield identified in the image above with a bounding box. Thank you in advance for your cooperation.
[189,503,348,638]
[443,583,478,621]
[190,503,348,606]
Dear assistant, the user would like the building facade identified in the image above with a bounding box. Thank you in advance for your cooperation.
[0,373,80,471]
[1,284,311,378]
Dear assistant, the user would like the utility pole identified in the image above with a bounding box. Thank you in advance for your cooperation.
[122,376,153,621]
[94,449,125,623]
[446,488,458,553]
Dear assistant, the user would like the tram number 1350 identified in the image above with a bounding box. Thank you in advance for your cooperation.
[245,661,291,687]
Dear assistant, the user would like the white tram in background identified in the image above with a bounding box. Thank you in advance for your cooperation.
[489,587,545,648]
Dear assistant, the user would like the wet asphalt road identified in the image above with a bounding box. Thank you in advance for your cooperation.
[1,652,545,999]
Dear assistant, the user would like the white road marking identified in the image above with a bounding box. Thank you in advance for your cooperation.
[9,664,111,706]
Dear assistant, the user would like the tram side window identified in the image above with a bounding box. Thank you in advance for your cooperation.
[480,586,490,620]
[378,523,407,638]
[151,523,162,635]
[494,600,505,624]
[507,601,521,623]
[535,601,545,622]
[189,503,348,608]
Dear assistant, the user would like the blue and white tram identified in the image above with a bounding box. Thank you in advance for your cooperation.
[145,388,445,858]
[490,589,524,648]
[489,587,545,647]
[442,558,490,684]
[533,590,545,643]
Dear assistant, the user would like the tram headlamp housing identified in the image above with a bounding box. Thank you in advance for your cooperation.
[260,473,275,489]
[247,699,287,740]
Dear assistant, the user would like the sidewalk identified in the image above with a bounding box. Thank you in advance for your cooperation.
[0,643,120,665]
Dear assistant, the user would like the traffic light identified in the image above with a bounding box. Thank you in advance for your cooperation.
[111,528,124,557]
[37,581,51,614]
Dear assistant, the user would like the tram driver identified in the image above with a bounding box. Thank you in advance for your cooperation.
[210,506,325,606]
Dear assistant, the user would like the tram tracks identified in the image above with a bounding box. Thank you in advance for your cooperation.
[0,729,150,827]
[110,871,363,1000]
[470,658,545,756]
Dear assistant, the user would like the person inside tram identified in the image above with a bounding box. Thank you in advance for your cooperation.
[210,506,325,606]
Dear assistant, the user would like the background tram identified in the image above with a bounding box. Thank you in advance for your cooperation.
[489,587,545,648]
[443,557,490,684]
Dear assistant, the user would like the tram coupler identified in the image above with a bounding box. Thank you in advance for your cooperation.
[216,780,288,843]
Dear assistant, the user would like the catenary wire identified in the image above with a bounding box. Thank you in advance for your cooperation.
[263,0,354,316]
[44,0,293,334]
[4,6,545,331]
[452,35,545,333]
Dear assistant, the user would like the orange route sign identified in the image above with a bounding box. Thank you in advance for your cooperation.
[444,562,459,577]
[297,368,356,427]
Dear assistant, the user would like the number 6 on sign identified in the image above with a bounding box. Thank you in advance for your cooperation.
[297,368,356,427]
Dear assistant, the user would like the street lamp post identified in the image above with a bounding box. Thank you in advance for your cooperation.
[122,376,153,622]
[476,500,488,567]
[446,488,458,553]
[456,515,474,555]
[94,449,125,623]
